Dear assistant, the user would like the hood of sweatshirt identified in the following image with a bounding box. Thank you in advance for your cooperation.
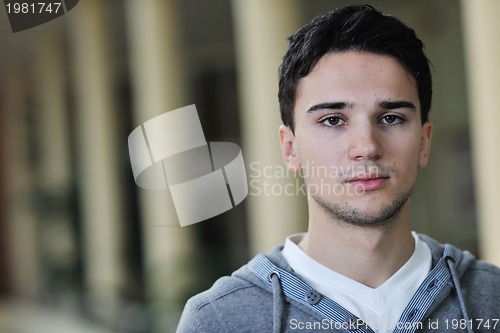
[233,233,478,333]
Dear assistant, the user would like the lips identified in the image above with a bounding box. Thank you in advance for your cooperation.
[346,174,389,191]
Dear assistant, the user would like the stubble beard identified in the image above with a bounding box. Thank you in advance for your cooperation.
[310,183,415,228]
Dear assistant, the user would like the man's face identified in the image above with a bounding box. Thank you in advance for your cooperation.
[279,51,432,226]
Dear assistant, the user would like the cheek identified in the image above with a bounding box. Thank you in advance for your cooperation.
[297,136,344,166]
[386,134,422,169]
[397,141,422,172]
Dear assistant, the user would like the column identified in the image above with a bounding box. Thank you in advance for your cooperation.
[124,0,196,331]
[1,73,40,299]
[461,0,500,265]
[232,0,307,254]
[68,0,125,316]
[33,34,77,303]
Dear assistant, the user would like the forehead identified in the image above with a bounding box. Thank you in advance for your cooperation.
[295,51,419,109]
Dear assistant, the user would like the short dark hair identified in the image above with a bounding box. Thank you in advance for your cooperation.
[278,5,432,131]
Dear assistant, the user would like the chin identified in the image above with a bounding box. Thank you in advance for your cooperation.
[312,191,411,227]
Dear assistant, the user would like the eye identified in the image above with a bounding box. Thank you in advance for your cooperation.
[321,116,346,127]
[380,114,404,125]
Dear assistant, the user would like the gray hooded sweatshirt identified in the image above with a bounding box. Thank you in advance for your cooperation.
[177,234,500,332]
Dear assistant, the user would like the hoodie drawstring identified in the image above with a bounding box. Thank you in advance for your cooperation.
[270,271,284,333]
[446,257,474,333]
[249,248,470,333]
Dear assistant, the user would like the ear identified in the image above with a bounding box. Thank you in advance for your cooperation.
[418,122,433,168]
[279,125,301,172]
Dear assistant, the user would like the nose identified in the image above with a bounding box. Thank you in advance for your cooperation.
[347,121,383,161]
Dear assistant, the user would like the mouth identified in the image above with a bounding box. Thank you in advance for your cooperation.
[346,174,390,191]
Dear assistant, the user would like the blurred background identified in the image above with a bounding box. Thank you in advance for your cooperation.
[0,0,499,332]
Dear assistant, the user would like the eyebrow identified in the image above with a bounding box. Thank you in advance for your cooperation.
[306,100,416,113]
[307,102,350,112]
[379,100,416,111]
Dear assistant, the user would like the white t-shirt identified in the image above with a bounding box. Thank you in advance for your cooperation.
[282,232,432,333]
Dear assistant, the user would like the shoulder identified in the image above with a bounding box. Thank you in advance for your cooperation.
[418,234,500,308]
[185,273,257,309]
[177,266,274,332]
[419,233,500,284]
[462,259,500,288]
[458,257,500,317]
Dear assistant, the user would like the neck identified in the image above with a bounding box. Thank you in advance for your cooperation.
[299,200,414,288]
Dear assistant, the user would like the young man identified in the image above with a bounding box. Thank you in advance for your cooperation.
[177,5,500,333]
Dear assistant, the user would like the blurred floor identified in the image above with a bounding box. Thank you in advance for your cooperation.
[0,301,114,333]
